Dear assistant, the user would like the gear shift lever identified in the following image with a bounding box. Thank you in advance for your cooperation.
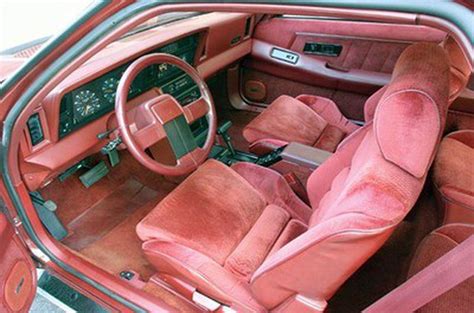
[217,121,235,156]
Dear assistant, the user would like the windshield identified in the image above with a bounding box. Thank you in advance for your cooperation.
[0,0,92,54]
[0,1,201,82]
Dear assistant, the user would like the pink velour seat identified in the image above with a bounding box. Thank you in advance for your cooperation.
[433,130,474,224]
[136,43,450,312]
[407,223,474,312]
[242,90,384,154]
[242,36,469,156]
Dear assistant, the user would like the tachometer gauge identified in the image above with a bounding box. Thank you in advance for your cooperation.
[102,77,120,104]
[73,90,101,120]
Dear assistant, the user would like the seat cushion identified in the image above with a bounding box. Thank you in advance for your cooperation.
[232,162,313,223]
[433,130,474,224]
[407,224,474,313]
[295,95,359,134]
[136,159,267,264]
[243,95,329,146]
[243,95,360,154]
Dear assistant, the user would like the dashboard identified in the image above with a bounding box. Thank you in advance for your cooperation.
[58,34,201,138]
[21,12,254,191]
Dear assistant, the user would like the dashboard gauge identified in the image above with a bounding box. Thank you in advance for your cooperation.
[73,90,101,120]
[101,77,120,104]
[157,63,169,80]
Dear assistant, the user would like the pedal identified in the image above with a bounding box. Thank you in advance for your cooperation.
[79,160,109,188]
[59,159,91,182]
[30,192,67,240]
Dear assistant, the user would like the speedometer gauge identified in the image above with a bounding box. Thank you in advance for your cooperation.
[102,77,120,104]
[73,90,101,120]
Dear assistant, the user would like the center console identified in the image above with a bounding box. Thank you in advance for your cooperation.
[211,122,333,170]
[280,142,332,169]
[210,121,284,166]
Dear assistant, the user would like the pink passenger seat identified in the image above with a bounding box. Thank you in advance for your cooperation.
[242,89,385,154]
[243,36,469,156]
[136,43,450,311]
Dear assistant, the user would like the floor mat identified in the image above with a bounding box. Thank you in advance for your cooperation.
[63,179,158,250]
[79,200,158,280]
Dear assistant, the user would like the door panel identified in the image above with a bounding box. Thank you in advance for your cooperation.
[0,212,36,313]
[289,35,408,74]
[240,16,446,120]
[242,67,368,120]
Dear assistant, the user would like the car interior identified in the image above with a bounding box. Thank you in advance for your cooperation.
[11,9,473,312]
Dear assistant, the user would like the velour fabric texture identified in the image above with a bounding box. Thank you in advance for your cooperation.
[224,204,290,281]
[250,42,450,309]
[267,219,308,257]
[295,95,359,134]
[363,86,388,122]
[374,43,450,178]
[136,159,267,265]
[441,36,471,103]
[242,74,386,155]
[137,42,451,311]
[243,95,329,146]
[407,224,474,313]
[231,162,313,223]
[433,130,474,224]
[243,95,359,154]
[313,124,346,152]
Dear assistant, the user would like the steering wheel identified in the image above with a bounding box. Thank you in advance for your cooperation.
[115,53,216,176]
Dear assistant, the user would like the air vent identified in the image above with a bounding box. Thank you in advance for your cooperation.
[244,17,252,37]
[27,113,44,146]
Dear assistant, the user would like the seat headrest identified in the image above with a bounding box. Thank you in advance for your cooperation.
[374,43,450,178]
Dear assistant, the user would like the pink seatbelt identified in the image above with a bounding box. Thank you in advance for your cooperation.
[363,235,474,313]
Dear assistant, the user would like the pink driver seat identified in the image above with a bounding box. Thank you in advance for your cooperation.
[136,42,450,312]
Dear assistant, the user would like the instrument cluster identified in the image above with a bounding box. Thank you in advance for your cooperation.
[58,33,200,138]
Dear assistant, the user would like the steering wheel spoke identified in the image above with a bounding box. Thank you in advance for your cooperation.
[132,123,166,150]
[176,147,205,169]
[183,97,209,124]
[115,53,216,176]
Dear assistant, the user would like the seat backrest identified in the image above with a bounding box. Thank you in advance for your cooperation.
[363,35,470,123]
[250,43,450,310]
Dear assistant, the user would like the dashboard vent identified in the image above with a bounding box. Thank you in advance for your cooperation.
[27,113,44,146]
